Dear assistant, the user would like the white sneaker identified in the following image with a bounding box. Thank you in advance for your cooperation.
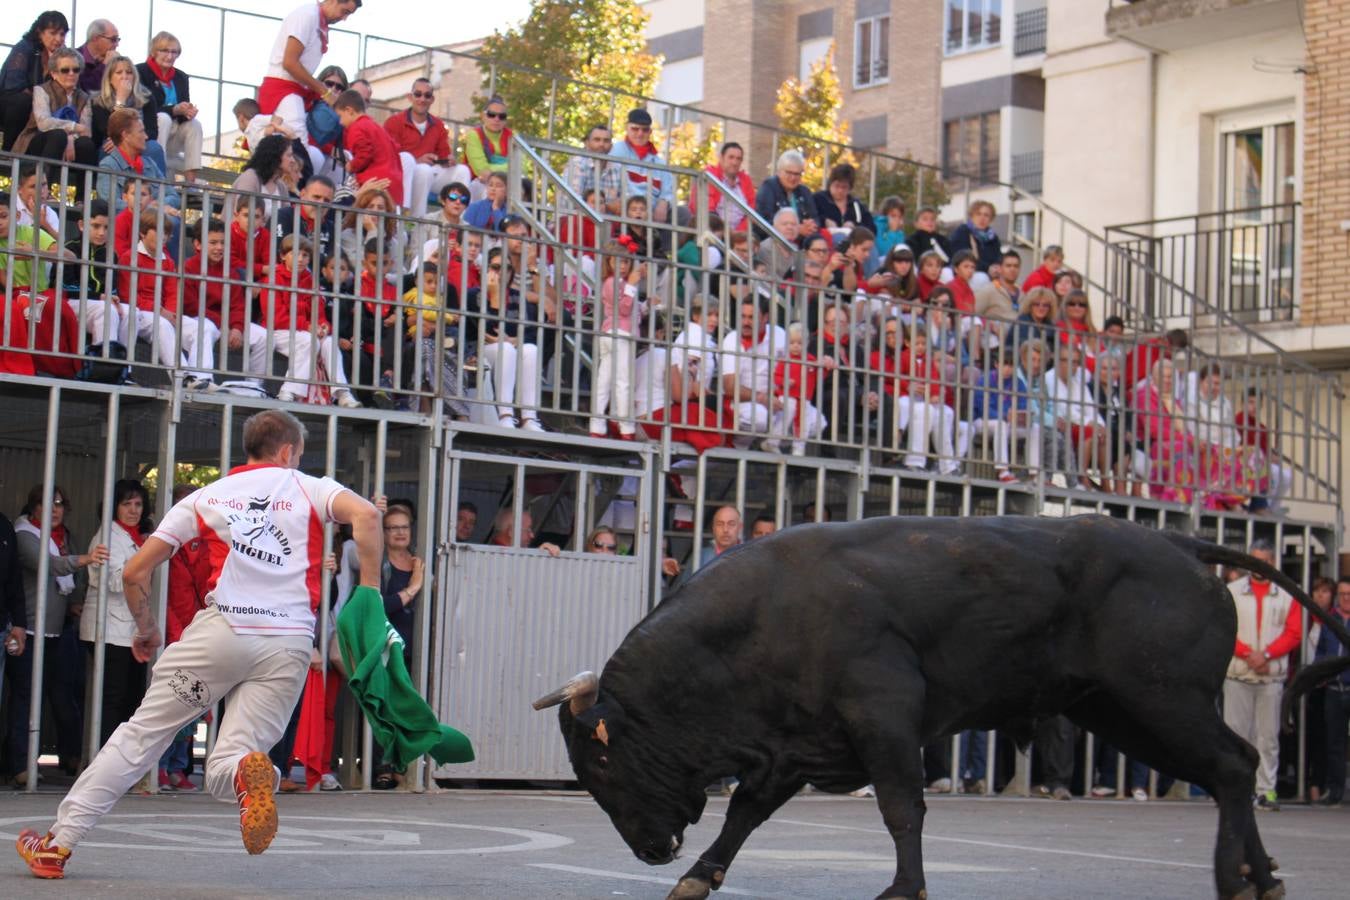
[276,390,299,403]
[1132,788,1149,802]
[497,415,518,429]
[1090,784,1115,798]
[184,377,218,392]
[521,418,545,433]
[926,777,953,793]
[333,390,362,409]
[761,439,781,453]
[319,773,342,792]
[849,784,875,798]
[790,441,806,456]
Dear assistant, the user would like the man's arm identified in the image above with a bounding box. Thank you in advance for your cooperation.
[282,36,327,98]
[331,490,382,589]
[122,536,178,662]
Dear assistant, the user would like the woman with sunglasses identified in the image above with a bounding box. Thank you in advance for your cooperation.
[138,32,202,183]
[1,11,69,152]
[1054,288,1101,375]
[14,48,98,186]
[461,95,511,197]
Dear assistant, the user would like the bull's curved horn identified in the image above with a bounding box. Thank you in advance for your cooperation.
[531,671,599,715]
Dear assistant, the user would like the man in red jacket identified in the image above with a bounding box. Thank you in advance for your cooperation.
[383,77,471,217]
[334,90,403,207]
[693,142,757,232]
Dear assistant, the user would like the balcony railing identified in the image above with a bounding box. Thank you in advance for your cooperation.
[1014,8,1049,56]
[1011,151,1044,195]
[1105,204,1300,324]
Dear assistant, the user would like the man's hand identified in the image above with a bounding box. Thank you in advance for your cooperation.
[228,328,243,350]
[417,153,437,165]
[539,542,561,558]
[1244,650,1266,670]
[7,626,25,656]
[310,647,323,670]
[131,627,163,663]
[661,557,681,578]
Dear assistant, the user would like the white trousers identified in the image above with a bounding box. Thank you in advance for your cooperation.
[182,318,221,381]
[50,607,310,850]
[901,397,965,475]
[156,112,204,174]
[69,298,123,346]
[232,321,270,380]
[480,340,540,422]
[272,331,353,398]
[399,154,471,217]
[589,332,635,435]
[1267,462,1293,504]
[1222,679,1283,796]
[130,308,188,369]
[970,418,1038,469]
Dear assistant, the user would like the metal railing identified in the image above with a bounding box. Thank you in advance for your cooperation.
[1014,7,1049,56]
[1011,150,1044,195]
[1105,203,1300,324]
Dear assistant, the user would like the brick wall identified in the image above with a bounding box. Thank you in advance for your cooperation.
[1301,0,1350,325]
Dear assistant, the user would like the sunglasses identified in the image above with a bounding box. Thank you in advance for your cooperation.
[488,264,502,272]
[629,125,651,133]
[324,79,346,90]
[484,110,507,120]
[412,90,434,99]
[593,541,617,551]
[1066,301,1087,307]
[445,193,468,204]
[156,48,182,57]
[101,34,121,44]
[55,67,80,75]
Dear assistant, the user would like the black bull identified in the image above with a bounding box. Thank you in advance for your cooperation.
[534,515,1350,900]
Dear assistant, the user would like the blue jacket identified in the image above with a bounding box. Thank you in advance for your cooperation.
[608,139,674,204]
[462,198,507,231]
[97,149,180,215]
[972,370,1026,422]
[1314,608,1350,688]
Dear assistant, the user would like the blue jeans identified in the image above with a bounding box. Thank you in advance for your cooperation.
[959,730,988,782]
[1096,741,1174,794]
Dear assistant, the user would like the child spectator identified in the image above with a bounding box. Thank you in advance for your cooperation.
[467,246,545,431]
[1235,388,1292,513]
[356,237,403,405]
[333,89,404,207]
[118,208,192,372]
[970,351,1026,484]
[229,203,272,286]
[183,219,265,385]
[463,171,509,231]
[871,196,906,271]
[589,240,646,439]
[771,322,832,455]
[1022,245,1064,293]
[61,199,122,347]
[829,227,877,295]
[946,249,979,314]
[905,206,948,262]
[403,261,468,419]
[261,234,361,408]
[916,250,944,302]
[901,329,964,476]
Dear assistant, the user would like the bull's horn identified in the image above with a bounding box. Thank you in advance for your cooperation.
[532,671,599,715]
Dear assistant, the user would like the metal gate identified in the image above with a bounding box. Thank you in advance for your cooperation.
[430,448,651,780]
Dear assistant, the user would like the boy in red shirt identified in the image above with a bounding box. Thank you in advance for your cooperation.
[261,235,361,408]
[118,209,194,373]
[334,90,404,207]
[229,204,272,286]
[770,322,834,456]
[900,329,963,475]
[183,219,268,387]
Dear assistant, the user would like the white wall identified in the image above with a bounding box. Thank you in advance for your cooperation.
[642,0,704,38]
[1007,107,1043,156]
[1151,28,1303,220]
[799,36,833,81]
[653,57,704,107]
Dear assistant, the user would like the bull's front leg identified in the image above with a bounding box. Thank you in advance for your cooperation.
[666,776,801,900]
[870,750,929,900]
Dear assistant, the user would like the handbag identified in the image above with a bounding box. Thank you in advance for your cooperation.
[306,100,342,146]
[77,341,131,385]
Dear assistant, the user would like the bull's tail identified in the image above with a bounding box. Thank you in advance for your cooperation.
[1161,532,1350,725]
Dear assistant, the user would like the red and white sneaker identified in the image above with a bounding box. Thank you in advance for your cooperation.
[15,830,71,879]
[234,751,279,855]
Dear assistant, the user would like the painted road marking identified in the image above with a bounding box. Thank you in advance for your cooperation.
[0,814,572,856]
[736,849,1008,873]
[528,863,771,897]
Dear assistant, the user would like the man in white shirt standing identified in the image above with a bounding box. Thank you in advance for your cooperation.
[16,410,382,879]
[720,296,786,448]
[257,0,361,156]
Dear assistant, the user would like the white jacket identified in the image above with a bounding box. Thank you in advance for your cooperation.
[1225,575,1299,684]
[81,524,141,648]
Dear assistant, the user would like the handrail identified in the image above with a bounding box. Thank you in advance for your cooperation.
[1107,202,1301,237]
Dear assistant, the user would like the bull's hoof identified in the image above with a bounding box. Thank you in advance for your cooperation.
[1260,880,1285,900]
[666,877,712,900]
[1224,886,1258,900]
[875,890,926,900]
[1268,857,1279,873]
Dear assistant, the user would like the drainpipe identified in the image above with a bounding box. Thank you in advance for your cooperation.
[1145,49,1157,230]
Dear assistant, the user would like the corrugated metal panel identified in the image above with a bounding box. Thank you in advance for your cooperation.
[432,544,645,780]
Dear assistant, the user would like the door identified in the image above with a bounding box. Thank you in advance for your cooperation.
[1219,117,1297,319]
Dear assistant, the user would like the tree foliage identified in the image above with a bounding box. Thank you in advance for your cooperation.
[773,44,854,187]
[477,0,663,147]
[140,462,222,499]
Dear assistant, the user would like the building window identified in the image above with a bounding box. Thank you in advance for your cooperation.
[943,112,1001,184]
[945,0,1003,55]
[799,36,832,82]
[854,15,889,88]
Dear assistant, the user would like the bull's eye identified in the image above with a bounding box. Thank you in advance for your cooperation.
[596,754,609,770]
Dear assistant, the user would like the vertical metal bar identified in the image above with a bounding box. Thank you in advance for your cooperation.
[692,453,707,572]
[408,424,437,792]
[361,418,389,790]
[25,387,62,792]
[85,391,120,764]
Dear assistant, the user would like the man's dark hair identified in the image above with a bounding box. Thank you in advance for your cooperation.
[458,500,478,516]
[439,181,470,202]
[421,261,439,276]
[847,226,875,249]
[87,198,110,220]
[826,162,856,188]
[951,249,978,269]
[1001,249,1021,264]
[0,191,9,207]
[720,141,743,156]
[586,123,611,140]
[242,410,307,460]
[305,174,336,192]
[1165,328,1190,349]
[18,161,40,183]
[1103,315,1125,330]
[752,513,775,529]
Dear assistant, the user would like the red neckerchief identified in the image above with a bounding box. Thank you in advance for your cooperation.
[116,519,147,547]
[144,56,175,83]
[50,522,68,550]
[318,3,330,53]
[739,324,767,351]
[918,273,940,300]
[119,148,144,175]
[626,138,656,160]
[825,329,849,347]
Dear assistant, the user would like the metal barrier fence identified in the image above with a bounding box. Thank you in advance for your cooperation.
[0,150,1340,514]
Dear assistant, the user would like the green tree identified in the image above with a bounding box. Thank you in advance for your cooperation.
[476,0,663,147]
[867,157,951,224]
[774,44,854,188]
[140,462,222,499]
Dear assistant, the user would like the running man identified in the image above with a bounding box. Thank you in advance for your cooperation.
[16,409,382,878]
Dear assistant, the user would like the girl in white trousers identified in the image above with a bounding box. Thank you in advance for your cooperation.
[588,245,645,438]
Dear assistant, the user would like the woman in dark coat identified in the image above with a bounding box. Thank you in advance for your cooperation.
[0,11,69,152]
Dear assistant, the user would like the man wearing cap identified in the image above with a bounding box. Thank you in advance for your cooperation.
[608,109,672,223]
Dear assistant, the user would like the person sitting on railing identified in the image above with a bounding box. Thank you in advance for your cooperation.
[60,198,121,348]
[97,108,180,222]
[183,219,263,390]
[1,11,69,153]
[384,77,471,219]
[813,162,873,236]
[1009,286,1058,351]
[947,200,1002,285]
[14,48,99,195]
[467,246,545,432]
[689,142,757,233]
[137,32,202,183]
[904,206,949,264]
[916,249,944,302]
[768,322,832,456]
[116,208,198,377]
[900,328,963,476]
[403,261,468,420]
[463,171,509,231]
[609,108,673,225]
[461,95,513,199]
[1235,388,1292,514]
[261,233,361,408]
[1021,244,1064,294]
[90,56,168,179]
[1054,288,1100,374]
[1185,363,1247,511]
[755,149,821,242]
[720,295,787,448]
[333,89,404,208]
[1132,356,1196,503]
[563,123,622,215]
[869,196,906,274]
[588,239,646,440]
[1044,340,1108,491]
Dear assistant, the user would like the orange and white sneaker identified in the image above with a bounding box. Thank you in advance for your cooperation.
[15,830,71,879]
[234,751,279,855]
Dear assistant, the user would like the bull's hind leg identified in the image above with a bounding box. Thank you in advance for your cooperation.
[1066,690,1279,900]
[666,777,802,900]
